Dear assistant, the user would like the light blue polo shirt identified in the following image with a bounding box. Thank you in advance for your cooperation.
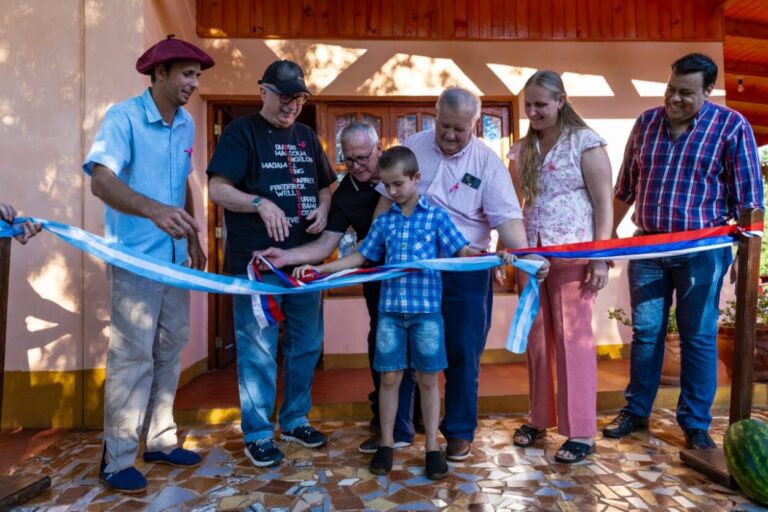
[83,88,194,264]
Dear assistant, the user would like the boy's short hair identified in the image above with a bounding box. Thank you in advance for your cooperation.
[379,145,419,178]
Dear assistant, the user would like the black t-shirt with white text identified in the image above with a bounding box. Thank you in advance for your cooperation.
[207,113,336,274]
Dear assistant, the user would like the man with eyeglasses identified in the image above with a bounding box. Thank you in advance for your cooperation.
[207,59,336,467]
[258,122,418,454]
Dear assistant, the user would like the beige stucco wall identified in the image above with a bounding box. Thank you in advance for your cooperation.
[1,0,734,381]
[2,0,210,375]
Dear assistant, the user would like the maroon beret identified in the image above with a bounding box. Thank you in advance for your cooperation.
[136,35,215,75]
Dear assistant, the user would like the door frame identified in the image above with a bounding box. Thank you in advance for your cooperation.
[203,94,519,369]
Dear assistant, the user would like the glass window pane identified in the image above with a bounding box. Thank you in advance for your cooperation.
[361,114,382,138]
[335,114,355,164]
[397,114,417,143]
[422,114,436,132]
[481,114,502,156]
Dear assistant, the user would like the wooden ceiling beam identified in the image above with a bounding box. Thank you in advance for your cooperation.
[726,89,768,104]
[710,0,737,16]
[725,60,768,79]
[725,18,768,40]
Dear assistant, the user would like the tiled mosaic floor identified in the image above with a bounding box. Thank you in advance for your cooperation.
[9,409,768,511]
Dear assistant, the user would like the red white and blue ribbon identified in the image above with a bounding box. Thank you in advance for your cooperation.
[247,256,288,328]
[1,217,761,353]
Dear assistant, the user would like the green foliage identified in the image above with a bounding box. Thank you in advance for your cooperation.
[719,284,768,326]
[608,307,678,334]
[762,176,768,276]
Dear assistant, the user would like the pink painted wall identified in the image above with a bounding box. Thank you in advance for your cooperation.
[2,0,735,374]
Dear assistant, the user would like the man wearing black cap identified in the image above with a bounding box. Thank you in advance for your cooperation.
[83,36,214,493]
[208,60,336,467]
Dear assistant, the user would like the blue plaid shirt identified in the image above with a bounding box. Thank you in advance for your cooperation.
[358,197,469,313]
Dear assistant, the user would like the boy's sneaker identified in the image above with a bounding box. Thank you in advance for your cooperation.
[425,450,449,480]
[369,446,393,475]
[281,425,328,448]
[99,465,148,493]
[244,438,284,467]
[143,447,202,467]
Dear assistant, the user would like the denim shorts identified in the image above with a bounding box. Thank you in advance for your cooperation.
[373,311,447,373]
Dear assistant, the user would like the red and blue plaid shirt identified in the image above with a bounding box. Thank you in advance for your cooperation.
[614,101,763,232]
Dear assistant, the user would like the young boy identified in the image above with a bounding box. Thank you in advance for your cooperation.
[295,146,514,479]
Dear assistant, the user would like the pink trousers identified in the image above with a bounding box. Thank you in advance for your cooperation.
[518,259,597,438]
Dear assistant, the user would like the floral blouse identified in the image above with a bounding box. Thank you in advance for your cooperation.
[508,127,606,247]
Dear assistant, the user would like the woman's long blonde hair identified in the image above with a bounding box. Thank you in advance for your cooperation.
[518,70,589,202]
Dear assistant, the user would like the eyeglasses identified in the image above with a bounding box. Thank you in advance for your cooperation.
[341,149,374,168]
[262,84,309,105]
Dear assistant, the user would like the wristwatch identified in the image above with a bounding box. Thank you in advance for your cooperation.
[251,195,263,210]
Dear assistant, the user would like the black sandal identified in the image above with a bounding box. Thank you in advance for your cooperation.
[554,439,596,464]
[513,424,547,447]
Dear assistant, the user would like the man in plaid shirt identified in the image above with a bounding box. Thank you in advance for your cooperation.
[605,53,764,449]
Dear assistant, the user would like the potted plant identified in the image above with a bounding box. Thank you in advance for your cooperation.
[717,284,768,382]
[608,307,682,385]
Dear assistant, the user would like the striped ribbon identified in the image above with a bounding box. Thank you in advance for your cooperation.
[1,217,761,353]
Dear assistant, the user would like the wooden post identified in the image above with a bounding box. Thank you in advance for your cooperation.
[0,235,51,508]
[0,237,10,418]
[680,207,763,487]
[729,207,762,422]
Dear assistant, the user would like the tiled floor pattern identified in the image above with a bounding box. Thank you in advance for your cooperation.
[9,409,768,511]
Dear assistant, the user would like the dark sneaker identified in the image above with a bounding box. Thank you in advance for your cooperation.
[369,446,393,475]
[425,450,449,480]
[143,447,202,467]
[99,465,147,493]
[281,425,328,448]
[445,438,471,461]
[684,428,716,449]
[244,439,284,467]
[358,435,412,454]
[602,410,649,439]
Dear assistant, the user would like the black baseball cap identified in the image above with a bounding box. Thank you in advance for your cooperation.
[258,60,310,95]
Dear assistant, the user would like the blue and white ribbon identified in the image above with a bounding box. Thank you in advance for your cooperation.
[1,217,759,354]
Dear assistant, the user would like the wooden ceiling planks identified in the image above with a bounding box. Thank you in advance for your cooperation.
[196,0,725,40]
[195,0,767,144]
[724,0,768,146]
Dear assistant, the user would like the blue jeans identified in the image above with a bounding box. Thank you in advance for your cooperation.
[623,247,732,430]
[439,269,494,441]
[364,282,416,443]
[374,312,447,372]
[233,274,323,442]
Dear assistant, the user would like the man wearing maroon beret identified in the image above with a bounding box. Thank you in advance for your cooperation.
[83,36,214,493]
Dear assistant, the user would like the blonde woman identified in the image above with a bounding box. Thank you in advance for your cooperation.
[508,70,613,463]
